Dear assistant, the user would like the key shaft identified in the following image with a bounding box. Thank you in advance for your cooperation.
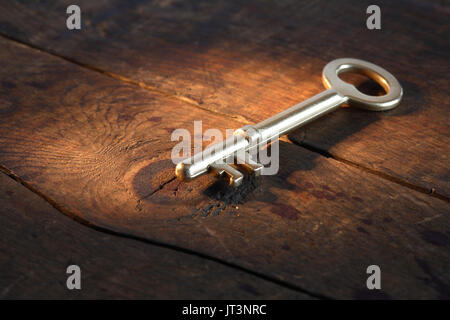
[252,89,347,146]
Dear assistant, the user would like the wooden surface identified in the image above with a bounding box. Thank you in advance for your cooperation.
[0,172,308,299]
[0,0,449,299]
[0,0,448,197]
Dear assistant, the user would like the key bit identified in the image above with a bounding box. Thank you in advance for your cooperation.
[175,58,403,187]
[210,163,244,188]
[236,152,264,176]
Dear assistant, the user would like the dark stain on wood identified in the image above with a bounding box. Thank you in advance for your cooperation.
[420,230,449,247]
[270,203,301,221]
[415,258,450,299]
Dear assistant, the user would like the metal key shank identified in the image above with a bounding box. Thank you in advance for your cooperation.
[175,58,403,187]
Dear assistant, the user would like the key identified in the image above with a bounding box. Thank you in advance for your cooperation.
[175,58,403,187]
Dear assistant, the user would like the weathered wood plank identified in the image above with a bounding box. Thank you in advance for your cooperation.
[0,172,309,299]
[0,38,448,299]
[0,0,448,196]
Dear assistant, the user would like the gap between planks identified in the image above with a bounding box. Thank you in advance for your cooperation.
[293,142,449,203]
[0,33,447,203]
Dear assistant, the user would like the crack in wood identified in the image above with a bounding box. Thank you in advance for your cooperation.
[143,176,177,199]
[0,32,252,125]
[293,141,450,203]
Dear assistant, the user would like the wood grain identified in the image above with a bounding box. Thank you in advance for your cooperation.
[0,0,448,197]
[0,37,448,299]
[0,172,310,299]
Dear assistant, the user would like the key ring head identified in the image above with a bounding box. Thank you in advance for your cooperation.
[322,58,403,111]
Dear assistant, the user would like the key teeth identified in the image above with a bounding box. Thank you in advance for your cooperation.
[210,163,244,188]
[236,153,264,177]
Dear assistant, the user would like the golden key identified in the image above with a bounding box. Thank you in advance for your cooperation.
[175,58,403,187]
